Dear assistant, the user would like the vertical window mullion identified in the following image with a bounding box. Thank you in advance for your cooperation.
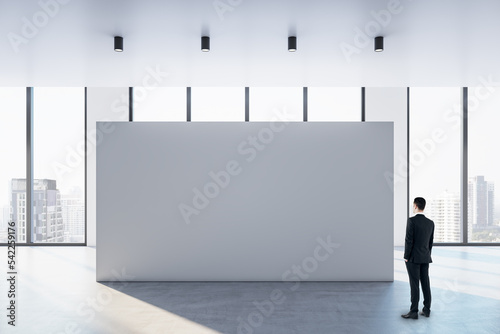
[361,87,365,122]
[245,87,249,122]
[303,87,308,122]
[84,87,88,246]
[407,87,410,219]
[129,87,133,122]
[186,87,191,122]
[462,87,468,244]
[26,87,33,244]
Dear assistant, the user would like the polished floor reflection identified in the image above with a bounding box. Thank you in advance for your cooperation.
[0,246,498,333]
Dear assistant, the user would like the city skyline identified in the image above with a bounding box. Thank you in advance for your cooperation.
[420,175,500,243]
[2,178,84,243]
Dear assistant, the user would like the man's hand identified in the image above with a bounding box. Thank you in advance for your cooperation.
[404,259,408,262]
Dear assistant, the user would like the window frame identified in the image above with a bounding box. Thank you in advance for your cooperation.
[2,86,498,246]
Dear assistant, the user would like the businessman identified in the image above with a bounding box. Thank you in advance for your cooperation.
[401,197,435,320]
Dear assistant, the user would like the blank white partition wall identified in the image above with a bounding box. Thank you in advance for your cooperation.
[97,122,394,281]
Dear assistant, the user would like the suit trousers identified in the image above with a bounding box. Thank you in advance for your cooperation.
[405,262,431,313]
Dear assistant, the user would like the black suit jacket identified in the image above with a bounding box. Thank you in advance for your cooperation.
[404,214,435,264]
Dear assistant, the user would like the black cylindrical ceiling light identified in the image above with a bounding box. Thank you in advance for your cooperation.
[374,36,384,52]
[201,36,210,52]
[288,36,297,52]
[114,36,123,52]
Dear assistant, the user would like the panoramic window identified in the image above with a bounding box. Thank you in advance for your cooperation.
[249,87,303,121]
[33,88,85,243]
[308,87,360,121]
[409,88,462,242]
[133,87,186,121]
[468,87,500,242]
[191,87,245,121]
[0,88,26,243]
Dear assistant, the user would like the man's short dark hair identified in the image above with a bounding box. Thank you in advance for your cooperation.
[414,197,426,211]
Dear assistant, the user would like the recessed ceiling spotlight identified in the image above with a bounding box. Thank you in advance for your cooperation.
[374,36,384,52]
[288,36,297,52]
[201,36,210,52]
[114,36,123,52]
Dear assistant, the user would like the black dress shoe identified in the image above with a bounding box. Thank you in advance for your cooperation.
[401,312,418,319]
[419,310,430,317]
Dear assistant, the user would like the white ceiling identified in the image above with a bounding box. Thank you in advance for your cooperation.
[1,0,499,87]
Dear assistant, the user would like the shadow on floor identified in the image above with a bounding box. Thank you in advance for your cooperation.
[100,280,500,334]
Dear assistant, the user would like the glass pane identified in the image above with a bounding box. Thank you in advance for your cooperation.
[33,88,85,243]
[409,88,462,242]
[249,87,302,121]
[468,88,500,242]
[0,88,26,243]
[134,87,186,121]
[86,87,130,247]
[308,87,360,121]
[191,87,244,121]
[365,87,407,247]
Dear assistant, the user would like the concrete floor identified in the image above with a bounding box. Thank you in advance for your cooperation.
[0,246,499,334]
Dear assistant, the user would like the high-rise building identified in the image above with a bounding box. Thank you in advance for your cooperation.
[11,179,64,243]
[61,194,85,243]
[468,176,495,227]
[10,179,27,242]
[1,205,10,229]
[427,191,461,242]
[0,205,10,242]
